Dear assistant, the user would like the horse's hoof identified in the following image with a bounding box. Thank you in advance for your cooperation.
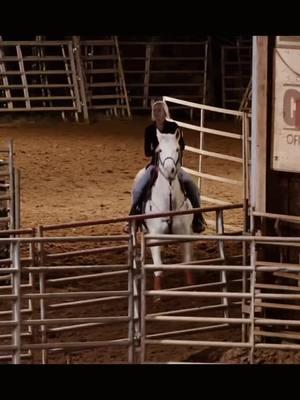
[153,276,163,305]
[123,223,130,233]
[186,270,196,286]
[154,275,163,291]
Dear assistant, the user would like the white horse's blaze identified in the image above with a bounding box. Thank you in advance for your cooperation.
[142,129,194,278]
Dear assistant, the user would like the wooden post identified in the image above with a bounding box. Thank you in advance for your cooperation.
[251,36,268,215]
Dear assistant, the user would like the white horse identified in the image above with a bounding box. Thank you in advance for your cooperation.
[134,129,195,290]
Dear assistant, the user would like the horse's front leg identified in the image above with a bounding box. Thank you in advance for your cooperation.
[150,243,163,290]
[183,241,195,286]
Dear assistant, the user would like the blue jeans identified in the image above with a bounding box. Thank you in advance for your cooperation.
[178,169,200,208]
[132,165,156,206]
[132,165,200,209]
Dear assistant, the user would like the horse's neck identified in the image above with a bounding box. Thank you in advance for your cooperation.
[152,172,184,210]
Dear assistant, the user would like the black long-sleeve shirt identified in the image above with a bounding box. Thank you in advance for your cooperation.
[144,121,185,165]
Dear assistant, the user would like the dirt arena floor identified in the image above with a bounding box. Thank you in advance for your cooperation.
[1,116,244,229]
[0,116,298,364]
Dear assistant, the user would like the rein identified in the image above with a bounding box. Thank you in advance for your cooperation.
[149,149,186,233]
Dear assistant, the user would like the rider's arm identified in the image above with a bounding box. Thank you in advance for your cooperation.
[144,126,155,157]
[178,128,185,151]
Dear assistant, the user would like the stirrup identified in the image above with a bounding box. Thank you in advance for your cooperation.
[192,215,206,233]
[123,223,130,233]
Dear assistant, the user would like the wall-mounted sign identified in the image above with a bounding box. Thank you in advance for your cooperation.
[272,36,300,172]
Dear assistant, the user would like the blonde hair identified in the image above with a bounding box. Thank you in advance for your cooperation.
[151,100,171,121]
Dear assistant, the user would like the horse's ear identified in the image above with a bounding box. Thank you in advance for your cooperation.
[175,128,180,141]
[156,128,162,142]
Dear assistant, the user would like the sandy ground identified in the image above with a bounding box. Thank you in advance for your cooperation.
[1,117,244,229]
[0,117,296,364]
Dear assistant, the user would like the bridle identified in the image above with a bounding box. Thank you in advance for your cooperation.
[157,152,180,184]
[149,146,186,233]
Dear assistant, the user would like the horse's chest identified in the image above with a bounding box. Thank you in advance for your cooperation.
[161,216,184,234]
[161,218,172,233]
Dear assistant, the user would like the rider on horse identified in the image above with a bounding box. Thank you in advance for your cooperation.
[128,100,206,233]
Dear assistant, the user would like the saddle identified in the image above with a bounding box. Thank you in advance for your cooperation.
[138,166,191,231]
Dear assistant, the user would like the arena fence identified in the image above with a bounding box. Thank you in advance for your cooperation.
[1,204,300,364]
[163,96,251,233]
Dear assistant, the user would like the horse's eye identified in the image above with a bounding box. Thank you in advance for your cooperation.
[176,148,179,152]
[159,149,162,153]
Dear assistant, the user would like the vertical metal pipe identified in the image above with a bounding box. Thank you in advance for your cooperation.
[131,219,140,363]
[140,231,146,363]
[249,238,256,364]
[197,108,204,190]
[37,226,47,364]
[127,220,134,363]
[216,209,228,318]
[12,241,21,364]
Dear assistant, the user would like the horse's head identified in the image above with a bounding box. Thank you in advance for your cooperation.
[156,128,181,181]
